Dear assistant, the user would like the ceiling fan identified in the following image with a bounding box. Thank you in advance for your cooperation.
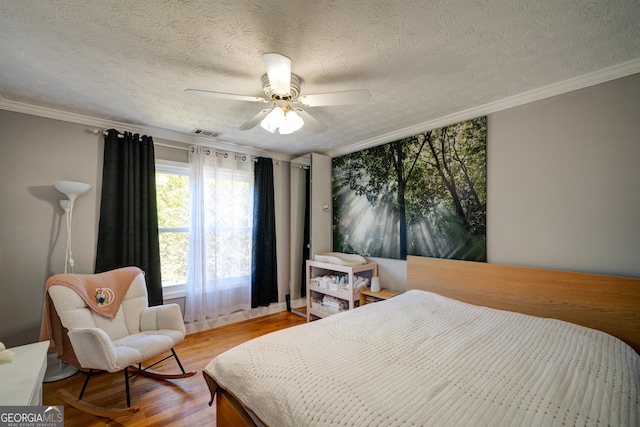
[185,52,371,134]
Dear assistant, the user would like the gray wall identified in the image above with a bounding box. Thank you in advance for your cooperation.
[488,73,640,277]
[0,114,101,347]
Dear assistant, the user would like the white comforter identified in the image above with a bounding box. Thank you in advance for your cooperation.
[205,290,640,426]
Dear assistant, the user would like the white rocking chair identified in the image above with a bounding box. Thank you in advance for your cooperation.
[45,268,196,417]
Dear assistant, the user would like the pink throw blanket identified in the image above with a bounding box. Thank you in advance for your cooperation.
[39,266,143,369]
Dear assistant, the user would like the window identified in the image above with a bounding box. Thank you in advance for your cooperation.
[156,151,254,319]
[156,161,190,293]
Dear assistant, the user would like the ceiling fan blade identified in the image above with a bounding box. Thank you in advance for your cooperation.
[295,109,328,133]
[263,53,291,96]
[185,89,267,103]
[238,109,271,130]
[298,89,371,107]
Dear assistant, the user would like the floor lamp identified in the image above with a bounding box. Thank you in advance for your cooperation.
[53,180,92,273]
[44,180,92,382]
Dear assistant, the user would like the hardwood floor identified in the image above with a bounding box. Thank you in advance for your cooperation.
[42,311,306,426]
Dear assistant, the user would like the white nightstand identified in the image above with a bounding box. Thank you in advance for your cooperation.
[0,340,49,405]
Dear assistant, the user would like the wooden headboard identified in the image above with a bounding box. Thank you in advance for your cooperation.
[407,256,640,353]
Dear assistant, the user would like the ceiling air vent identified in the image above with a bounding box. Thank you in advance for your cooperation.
[192,129,222,138]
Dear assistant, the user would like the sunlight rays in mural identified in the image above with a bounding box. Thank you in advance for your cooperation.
[333,175,399,257]
[407,202,480,259]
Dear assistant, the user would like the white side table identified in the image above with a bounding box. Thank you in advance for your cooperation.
[0,341,49,405]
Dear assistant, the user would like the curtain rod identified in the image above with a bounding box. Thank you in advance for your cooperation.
[99,130,280,163]
[103,130,123,137]
[99,130,188,151]
[191,147,280,164]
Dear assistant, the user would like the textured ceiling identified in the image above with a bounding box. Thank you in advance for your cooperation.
[0,0,639,157]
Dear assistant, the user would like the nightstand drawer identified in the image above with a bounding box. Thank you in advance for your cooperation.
[359,287,401,305]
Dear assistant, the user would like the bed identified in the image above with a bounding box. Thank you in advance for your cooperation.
[203,256,640,426]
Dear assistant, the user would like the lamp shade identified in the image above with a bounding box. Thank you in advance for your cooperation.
[279,110,304,134]
[260,106,304,134]
[53,180,92,201]
[260,106,285,133]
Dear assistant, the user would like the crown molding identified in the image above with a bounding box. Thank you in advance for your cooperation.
[0,97,293,162]
[327,57,640,158]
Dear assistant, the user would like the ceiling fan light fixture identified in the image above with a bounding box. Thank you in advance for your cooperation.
[260,106,304,134]
[187,53,367,134]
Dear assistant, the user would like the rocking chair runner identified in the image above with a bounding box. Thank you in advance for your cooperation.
[41,267,196,417]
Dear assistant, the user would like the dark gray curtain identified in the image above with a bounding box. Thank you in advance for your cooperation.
[251,157,278,308]
[300,167,310,296]
[95,129,163,306]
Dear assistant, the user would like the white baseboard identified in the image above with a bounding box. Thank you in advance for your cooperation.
[183,298,306,335]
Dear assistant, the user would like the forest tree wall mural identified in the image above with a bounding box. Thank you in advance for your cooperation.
[333,116,486,261]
